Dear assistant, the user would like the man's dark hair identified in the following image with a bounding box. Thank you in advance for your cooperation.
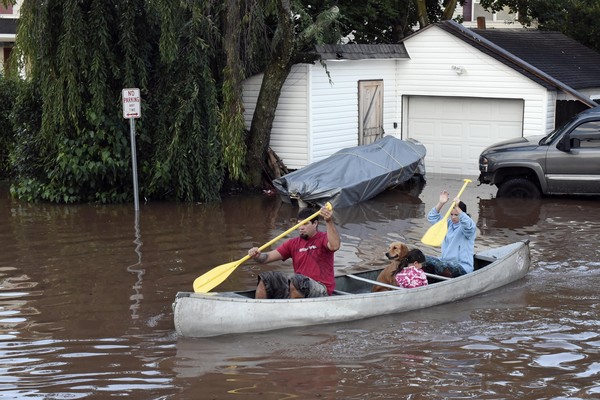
[297,207,318,223]
[458,201,467,213]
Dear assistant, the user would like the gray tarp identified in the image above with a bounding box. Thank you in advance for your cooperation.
[272,136,426,208]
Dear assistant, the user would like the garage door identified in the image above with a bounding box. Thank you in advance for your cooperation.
[405,96,524,176]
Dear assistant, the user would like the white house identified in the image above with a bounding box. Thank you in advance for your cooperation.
[0,0,20,73]
[242,21,600,176]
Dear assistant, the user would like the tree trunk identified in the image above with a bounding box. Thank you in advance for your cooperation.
[414,0,429,28]
[246,59,293,187]
[442,0,458,20]
[245,0,295,187]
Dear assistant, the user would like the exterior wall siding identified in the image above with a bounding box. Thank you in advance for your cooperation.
[308,60,400,163]
[398,26,550,138]
[545,91,557,132]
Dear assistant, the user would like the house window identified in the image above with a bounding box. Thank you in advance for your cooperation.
[0,4,13,14]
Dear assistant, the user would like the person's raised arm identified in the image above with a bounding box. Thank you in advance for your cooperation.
[435,190,450,213]
[453,196,462,215]
[320,206,341,252]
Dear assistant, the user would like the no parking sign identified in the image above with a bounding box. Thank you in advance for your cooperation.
[122,88,141,211]
[122,88,141,119]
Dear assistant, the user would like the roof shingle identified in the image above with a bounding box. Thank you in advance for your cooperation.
[472,28,600,90]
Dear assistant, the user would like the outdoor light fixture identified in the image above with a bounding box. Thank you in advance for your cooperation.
[451,65,466,75]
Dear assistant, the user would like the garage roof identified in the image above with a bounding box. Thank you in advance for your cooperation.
[471,28,600,91]
[315,44,409,61]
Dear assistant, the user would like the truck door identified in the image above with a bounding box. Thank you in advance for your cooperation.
[546,120,600,194]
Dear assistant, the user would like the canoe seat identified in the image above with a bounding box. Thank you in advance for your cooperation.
[346,274,402,290]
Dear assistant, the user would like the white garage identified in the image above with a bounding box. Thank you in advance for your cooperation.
[404,96,524,176]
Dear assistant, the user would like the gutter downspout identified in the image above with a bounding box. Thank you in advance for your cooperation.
[444,20,597,108]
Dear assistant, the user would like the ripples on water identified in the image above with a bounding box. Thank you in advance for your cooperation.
[2,179,600,398]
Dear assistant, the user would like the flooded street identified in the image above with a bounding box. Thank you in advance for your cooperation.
[1,174,599,399]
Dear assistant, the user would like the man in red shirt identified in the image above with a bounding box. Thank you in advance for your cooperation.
[248,205,341,298]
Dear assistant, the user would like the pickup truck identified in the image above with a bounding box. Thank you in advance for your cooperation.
[478,107,600,198]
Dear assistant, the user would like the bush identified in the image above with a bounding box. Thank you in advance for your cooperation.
[9,80,133,203]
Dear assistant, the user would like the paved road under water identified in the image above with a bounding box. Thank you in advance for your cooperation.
[1,175,599,399]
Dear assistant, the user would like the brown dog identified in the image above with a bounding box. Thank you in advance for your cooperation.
[372,241,410,292]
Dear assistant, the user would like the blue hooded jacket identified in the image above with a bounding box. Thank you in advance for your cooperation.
[427,208,477,273]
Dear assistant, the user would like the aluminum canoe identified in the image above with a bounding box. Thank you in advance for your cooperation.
[173,240,530,338]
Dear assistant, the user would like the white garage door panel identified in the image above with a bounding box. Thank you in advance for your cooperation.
[469,122,494,140]
[467,144,484,162]
[411,121,436,139]
[495,122,522,140]
[407,96,524,176]
[443,122,463,138]
[439,143,463,161]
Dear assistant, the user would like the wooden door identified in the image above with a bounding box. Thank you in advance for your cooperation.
[358,80,384,145]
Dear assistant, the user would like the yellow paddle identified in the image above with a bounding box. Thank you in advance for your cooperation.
[421,179,472,247]
[193,202,333,293]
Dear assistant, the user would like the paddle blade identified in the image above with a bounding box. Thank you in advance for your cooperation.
[421,219,448,247]
[193,260,242,293]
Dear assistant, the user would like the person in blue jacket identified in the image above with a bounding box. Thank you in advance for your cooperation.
[425,190,476,277]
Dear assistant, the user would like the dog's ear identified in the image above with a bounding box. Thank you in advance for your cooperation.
[400,244,409,258]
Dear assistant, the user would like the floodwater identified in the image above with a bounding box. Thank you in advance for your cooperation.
[1,175,599,399]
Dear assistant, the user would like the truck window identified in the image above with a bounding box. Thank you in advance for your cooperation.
[570,121,600,148]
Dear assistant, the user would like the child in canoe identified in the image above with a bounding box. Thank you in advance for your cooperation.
[394,248,428,289]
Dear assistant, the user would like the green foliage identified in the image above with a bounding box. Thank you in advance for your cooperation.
[8,80,44,184]
[0,74,17,179]
[334,0,451,43]
[9,0,228,203]
[146,0,224,201]
[9,0,151,203]
[219,68,247,182]
[11,87,132,203]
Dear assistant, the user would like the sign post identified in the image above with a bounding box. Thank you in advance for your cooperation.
[122,88,141,211]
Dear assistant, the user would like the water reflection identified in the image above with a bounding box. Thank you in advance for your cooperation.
[477,196,600,264]
[127,212,144,320]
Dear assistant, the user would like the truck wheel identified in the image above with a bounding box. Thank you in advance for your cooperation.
[497,178,541,199]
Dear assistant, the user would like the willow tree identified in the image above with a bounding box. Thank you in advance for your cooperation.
[11,0,226,203]
[145,0,224,201]
[11,0,155,203]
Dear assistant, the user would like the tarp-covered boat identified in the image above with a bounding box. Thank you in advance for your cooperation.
[173,240,530,338]
[272,136,426,208]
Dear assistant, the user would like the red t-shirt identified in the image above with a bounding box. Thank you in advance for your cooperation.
[276,231,335,295]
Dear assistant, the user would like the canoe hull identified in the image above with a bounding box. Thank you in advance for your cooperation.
[173,241,530,338]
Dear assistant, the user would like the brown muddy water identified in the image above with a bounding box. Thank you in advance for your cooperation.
[1,175,599,399]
